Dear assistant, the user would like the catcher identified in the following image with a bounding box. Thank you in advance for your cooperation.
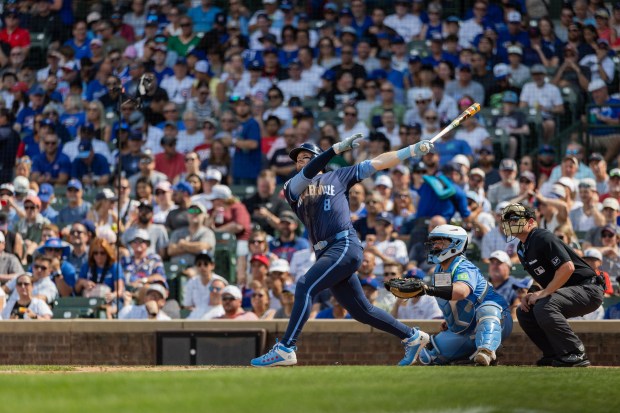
[386,224,513,366]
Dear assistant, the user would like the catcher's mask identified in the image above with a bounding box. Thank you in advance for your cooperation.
[501,202,536,242]
[425,224,468,264]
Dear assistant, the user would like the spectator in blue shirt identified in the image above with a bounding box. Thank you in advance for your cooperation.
[56,179,92,231]
[433,130,474,168]
[71,139,111,187]
[15,86,46,134]
[188,0,222,33]
[64,21,91,60]
[31,132,71,185]
[37,183,59,224]
[587,79,620,163]
[268,211,310,263]
[414,163,471,222]
[229,96,262,185]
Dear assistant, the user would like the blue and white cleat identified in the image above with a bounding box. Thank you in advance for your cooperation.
[251,341,298,367]
[398,330,430,366]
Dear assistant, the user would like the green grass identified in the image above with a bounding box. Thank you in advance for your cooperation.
[2,366,620,413]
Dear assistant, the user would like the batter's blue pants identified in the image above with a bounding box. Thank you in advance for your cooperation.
[282,236,414,347]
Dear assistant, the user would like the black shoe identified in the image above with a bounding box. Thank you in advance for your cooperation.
[552,353,591,367]
[536,356,555,366]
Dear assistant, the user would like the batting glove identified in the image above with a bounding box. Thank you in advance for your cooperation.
[333,133,363,154]
[411,140,434,157]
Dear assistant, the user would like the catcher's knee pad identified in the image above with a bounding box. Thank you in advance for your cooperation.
[431,331,475,362]
[474,304,503,352]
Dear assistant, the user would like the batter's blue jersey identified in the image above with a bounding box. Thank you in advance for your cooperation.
[433,256,509,335]
[284,162,371,246]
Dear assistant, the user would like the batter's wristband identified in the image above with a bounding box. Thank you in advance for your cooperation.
[397,146,413,161]
[426,285,453,301]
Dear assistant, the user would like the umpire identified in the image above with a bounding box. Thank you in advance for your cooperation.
[500,203,604,367]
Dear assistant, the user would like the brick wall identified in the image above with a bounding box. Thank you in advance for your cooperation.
[0,320,619,366]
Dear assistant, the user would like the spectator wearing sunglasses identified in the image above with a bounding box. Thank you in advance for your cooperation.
[183,250,228,320]
[1,272,52,320]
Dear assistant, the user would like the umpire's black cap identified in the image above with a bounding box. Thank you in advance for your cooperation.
[501,203,536,221]
[289,142,322,161]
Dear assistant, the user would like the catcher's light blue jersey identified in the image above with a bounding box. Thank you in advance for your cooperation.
[433,256,509,334]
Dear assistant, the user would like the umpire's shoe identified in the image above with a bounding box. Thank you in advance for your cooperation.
[552,352,591,368]
[398,330,430,366]
[251,341,297,367]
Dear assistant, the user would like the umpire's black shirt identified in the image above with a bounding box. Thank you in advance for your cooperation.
[517,228,596,288]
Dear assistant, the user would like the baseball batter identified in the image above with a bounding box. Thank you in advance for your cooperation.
[251,135,434,367]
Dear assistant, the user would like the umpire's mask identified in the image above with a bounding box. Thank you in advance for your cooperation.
[501,203,535,242]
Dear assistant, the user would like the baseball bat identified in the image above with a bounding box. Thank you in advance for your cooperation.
[419,103,481,153]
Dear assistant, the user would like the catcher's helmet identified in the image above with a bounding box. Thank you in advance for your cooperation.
[426,224,468,264]
[289,142,322,162]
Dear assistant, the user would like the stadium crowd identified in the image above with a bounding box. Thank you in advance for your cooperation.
[0,0,619,321]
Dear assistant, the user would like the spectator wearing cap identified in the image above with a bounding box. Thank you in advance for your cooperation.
[154,129,185,182]
[231,59,271,101]
[217,285,259,320]
[467,167,491,211]
[580,37,615,84]
[601,168,620,204]
[120,228,166,291]
[126,151,167,198]
[160,58,194,106]
[464,190,494,249]
[167,15,200,56]
[365,212,408,277]
[70,139,111,187]
[53,179,86,230]
[63,123,113,165]
[486,63,520,109]
[419,2,443,40]
[533,184,570,235]
[268,210,309,263]
[569,178,604,232]
[487,159,520,207]
[384,0,422,42]
[586,153,608,194]
[14,84,46,135]
[86,188,121,232]
[150,180,175,226]
[596,223,620,278]
[37,237,77,297]
[164,181,193,232]
[36,183,57,223]
[120,282,171,320]
[548,143,595,184]
[122,200,170,258]
[507,170,537,208]
[445,64,485,105]
[535,145,557,184]
[96,20,128,54]
[503,45,529,89]
[167,203,215,266]
[490,91,530,159]
[488,250,520,317]
[581,247,614,296]
[267,258,296,310]
[249,12,280,51]
[183,249,228,319]
[519,64,564,142]
[584,79,620,162]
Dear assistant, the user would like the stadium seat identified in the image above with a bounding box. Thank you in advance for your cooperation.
[165,262,187,304]
[511,264,529,279]
[603,296,620,310]
[53,297,106,318]
[52,307,84,319]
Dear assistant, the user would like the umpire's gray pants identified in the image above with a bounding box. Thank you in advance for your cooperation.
[516,284,604,357]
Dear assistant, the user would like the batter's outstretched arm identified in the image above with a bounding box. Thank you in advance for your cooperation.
[369,141,433,171]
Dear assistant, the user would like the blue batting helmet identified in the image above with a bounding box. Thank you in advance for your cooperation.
[289,142,322,161]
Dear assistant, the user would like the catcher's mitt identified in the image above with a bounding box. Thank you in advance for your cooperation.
[384,278,427,299]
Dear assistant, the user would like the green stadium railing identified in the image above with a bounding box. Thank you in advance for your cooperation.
[214,232,237,284]
[52,297,106,319]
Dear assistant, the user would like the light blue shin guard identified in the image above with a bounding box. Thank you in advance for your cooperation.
[474,304,504,352]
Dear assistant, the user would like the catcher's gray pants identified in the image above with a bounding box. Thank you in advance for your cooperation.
[516,284,603,358]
